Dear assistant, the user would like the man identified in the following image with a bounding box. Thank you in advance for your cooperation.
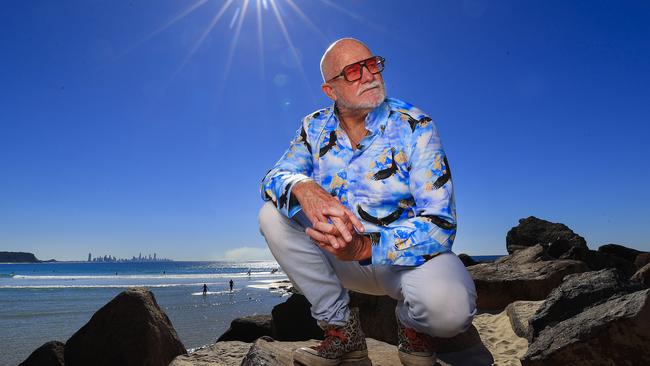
[259,38,476,366]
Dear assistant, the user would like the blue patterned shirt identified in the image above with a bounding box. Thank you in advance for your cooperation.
[261,97,456,266]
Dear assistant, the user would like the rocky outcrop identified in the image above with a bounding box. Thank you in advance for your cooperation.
[0,251,40,263]
[64,287,186,366]
[527,268,642,340]
[560,245,637,278]
[216,315,273,342]
[270,294,323,341]
[468,245,588,310]
[505,216,587,255]
[521,289,650,366]
[505,301,543,340]
[632,263,650,287]
[598,243,644,262]
[19,341,65,366]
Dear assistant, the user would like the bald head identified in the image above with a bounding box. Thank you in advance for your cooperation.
[320,38,372,82]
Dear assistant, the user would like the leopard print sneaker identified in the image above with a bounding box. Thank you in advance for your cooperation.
[397,317,437,366]
[293,307,368,366]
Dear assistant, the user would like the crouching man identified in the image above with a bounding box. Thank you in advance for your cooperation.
[259,38,477,366]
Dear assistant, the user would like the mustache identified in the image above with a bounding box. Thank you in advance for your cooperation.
[358,81,382,96]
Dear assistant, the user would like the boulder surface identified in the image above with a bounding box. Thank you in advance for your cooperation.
[19,341,65,366]
[505,216,587,255]
[521,289,650,366]
[64,287,186,366]
[468,245,588,310]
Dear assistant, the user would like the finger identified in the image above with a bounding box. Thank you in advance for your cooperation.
[330,216,352,242]
[305,227,330,244]
[313,221,340,236]
[344,209,365,233]
[307,227,341,249]
[314,240,338,256]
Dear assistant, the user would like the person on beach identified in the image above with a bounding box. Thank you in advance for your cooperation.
[229,279,234,292]
[202,283,208,295]
[259,38,477,366]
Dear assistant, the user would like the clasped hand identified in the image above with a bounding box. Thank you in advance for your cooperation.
[293,181,372,261]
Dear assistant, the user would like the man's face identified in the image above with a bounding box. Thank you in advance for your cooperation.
[324,45,386,111]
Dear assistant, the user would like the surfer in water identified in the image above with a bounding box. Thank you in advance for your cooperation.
[202,283,208,295]
[229,279,234,292]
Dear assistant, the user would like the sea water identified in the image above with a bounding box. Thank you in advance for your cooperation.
[0,261,288,366]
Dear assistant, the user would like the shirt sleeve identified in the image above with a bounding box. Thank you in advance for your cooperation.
[260,120,314,218]
[368,119,457,266]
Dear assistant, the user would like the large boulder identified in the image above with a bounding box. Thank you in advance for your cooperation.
[560,246,637,278]
[505,216,587,255]
[521,289,650,366]
[468,245,588,310]
[217,314,273,342]
[271,294,323,341]
[64,287,186,366]
[505,301,543,340]
[597,243,644,262]
[19,341,65,366]
[528,268,642,340]
[632,263,650,287]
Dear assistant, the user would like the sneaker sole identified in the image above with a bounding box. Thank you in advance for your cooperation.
[398,350,437,366]
[293,349,368,366]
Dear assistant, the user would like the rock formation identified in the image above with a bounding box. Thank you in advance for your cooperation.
[64,287,186,366]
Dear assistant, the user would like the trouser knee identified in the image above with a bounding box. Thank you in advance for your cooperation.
[258,201,280,239]
[407,285,476,338]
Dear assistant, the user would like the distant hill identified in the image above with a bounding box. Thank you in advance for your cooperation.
[0,252,41,263]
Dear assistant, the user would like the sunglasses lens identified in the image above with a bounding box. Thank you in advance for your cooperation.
[366,57,381,73]
[344,63,362,81]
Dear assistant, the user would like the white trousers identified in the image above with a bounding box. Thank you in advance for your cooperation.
[258,202,477,338]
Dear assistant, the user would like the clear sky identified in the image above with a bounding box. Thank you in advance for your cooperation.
[1,0,649,261]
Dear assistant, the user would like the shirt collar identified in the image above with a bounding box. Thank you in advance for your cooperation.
[330,98,390,134]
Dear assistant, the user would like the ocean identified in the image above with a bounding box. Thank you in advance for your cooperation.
[0,255,503,366]
[0,261,289,366]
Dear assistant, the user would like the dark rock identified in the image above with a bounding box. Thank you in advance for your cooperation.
[349,292,398,345]
[528,268,642,340]
[496,244,550,265]
[468,245,588,310]
[217,315,273,343]
[64,287,186,366]
[457,253,477,267]
[635,252,650,269]
[521,289,650,366]
[632,263,650,287]
[505,301,543,340]
[597,243,643,262]
[505,216,587,255]
[19,341,65,366]
[271,294,323,341]
[169,341,251,366]
[560,246,637,278]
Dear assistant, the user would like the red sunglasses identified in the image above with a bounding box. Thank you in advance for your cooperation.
[327,56,385,82]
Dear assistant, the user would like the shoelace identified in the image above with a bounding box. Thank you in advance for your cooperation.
[404,327,435,352]
[314,328,349,350]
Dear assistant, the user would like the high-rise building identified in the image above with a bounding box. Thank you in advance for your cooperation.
[88,253,91,262]
[154,253,156,260]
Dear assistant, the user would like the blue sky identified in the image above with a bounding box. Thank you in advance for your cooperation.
[1,0,649,261]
